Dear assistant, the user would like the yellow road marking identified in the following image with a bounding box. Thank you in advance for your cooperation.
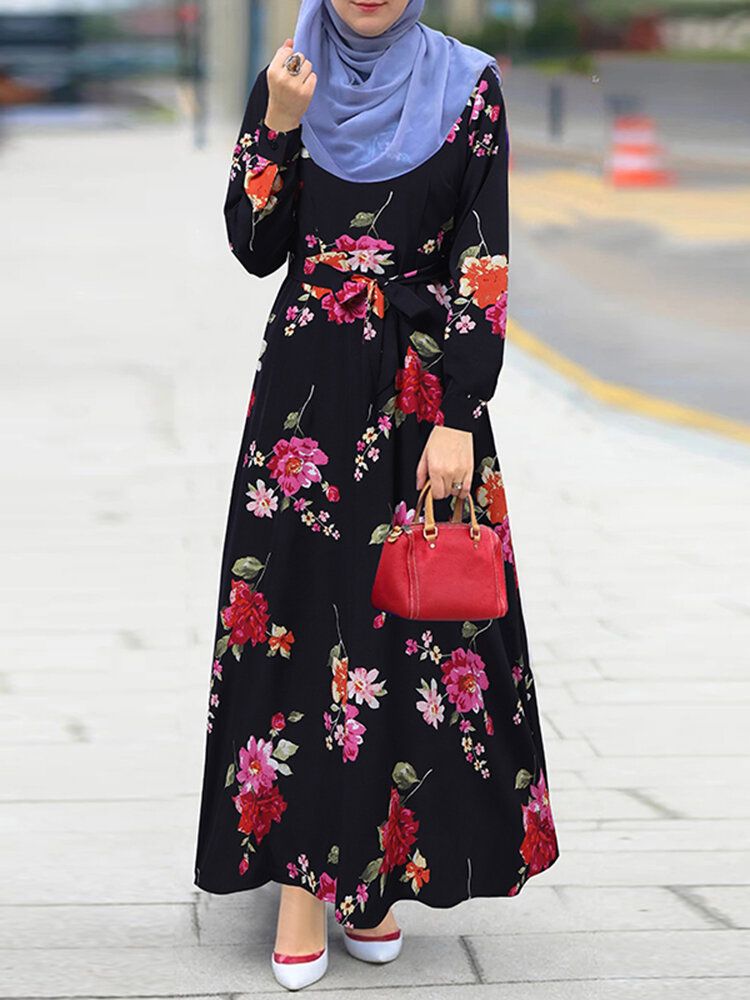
[508,318,750,445]
[510,171,750,244]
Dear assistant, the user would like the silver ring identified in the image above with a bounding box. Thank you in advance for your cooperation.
[284,52,304,76]
[451,482,463,491]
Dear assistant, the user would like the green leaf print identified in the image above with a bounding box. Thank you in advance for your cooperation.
[410,330,441,358]
[392,761,418,791]
[273,739,299,762]
[231,556,264,580]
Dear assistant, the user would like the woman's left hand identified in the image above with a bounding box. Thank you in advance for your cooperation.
[416,426,474,501]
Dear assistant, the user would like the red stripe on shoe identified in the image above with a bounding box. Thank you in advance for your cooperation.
[272,947,326,964]
[344,929,402,942]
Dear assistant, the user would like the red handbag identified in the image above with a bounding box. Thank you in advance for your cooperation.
[371,483,508,622]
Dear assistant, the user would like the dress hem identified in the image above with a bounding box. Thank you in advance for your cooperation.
[193,849,560,928]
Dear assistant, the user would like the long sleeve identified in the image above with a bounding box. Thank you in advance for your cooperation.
[440,68,510,432]
[224,65,303,278]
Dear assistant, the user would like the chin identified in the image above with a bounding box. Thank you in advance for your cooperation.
[347,2,395,36]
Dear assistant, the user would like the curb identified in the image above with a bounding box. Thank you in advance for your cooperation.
[508,318,750,446]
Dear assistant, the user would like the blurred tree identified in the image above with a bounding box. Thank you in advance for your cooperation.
[526,0,584,54]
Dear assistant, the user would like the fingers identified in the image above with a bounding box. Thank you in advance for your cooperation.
[415,448,428,491]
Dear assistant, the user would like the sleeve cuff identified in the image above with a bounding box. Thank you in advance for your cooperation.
[440,383,478,432]
[255,120,302,164]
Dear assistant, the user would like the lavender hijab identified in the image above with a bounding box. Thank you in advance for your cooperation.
[291,0,500,183]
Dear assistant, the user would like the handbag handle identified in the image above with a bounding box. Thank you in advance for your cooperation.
[414,482,480,542]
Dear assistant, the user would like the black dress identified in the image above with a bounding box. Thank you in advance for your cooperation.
[193,63,559,928]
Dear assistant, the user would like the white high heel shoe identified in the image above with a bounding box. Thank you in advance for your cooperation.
[343,925,403,964]
[271,918,328,991]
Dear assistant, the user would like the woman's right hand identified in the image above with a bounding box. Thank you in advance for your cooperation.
[265,38,317,133]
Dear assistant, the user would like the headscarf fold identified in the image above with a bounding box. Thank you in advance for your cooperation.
[291,0,500,183]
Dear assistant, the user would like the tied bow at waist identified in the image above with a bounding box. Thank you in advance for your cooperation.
[287,254,452,341]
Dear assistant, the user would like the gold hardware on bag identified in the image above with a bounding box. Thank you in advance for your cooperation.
[386,525,404,543]
[413,482,481,552]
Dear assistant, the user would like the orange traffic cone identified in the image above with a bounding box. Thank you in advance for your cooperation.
[607,116,674,187]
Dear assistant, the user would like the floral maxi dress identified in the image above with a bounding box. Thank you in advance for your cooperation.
[193,63,560,928]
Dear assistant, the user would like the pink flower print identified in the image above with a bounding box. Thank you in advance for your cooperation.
[486,292,508,337]
[495,517,515,564]
[210,693,220,708]
[372,612,385,629]
[484,712,494,736]
[267,436,329,496]
[246,479,279,518]
[446,117,461,143]
[316,872,337,903]
[428,281,452,309]
[378,414,392,433]
[405,638,418,656]
[421,630,433,645]
[416,678,444,729]
[321,280,369,325]
[287,862,299,878]
[488,102,500,123]
[471,79,488,122]
[512,664,523,685]
[456,314,476,334]
[356,882,368,906]
[212,659,223,679]
[237,736,278,794]
[335,703,366,762]
[393,501,415,527]
[286,305,299,321]
[442,648,489,714]
[334,234,394,275]
[459,719,472,733]
[347,667,386,709]
[239,856,249,876]
[305,233,318,248]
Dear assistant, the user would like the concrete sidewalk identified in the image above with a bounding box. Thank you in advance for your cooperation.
[1,122,749,998]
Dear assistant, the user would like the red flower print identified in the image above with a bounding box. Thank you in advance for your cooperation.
[267,436,329,496]
[404,854,430,890]
[378,787,420,875]
[238,856,249,876]
[321,280,369,324]
[477,468,508,524]
[316,871,338,903]
[268,625,295,657]
[271,712,286,732]
[326,484,340,502]
[520,771,558,876]
[441,647,489,714]
[233,785,287,842]
[243,159,281,212]
[394,347,444,424]
[459,254,508,309]
[221,579,269,648]
[247,389,256,417]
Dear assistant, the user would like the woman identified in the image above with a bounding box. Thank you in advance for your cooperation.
[194,0,559,990]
